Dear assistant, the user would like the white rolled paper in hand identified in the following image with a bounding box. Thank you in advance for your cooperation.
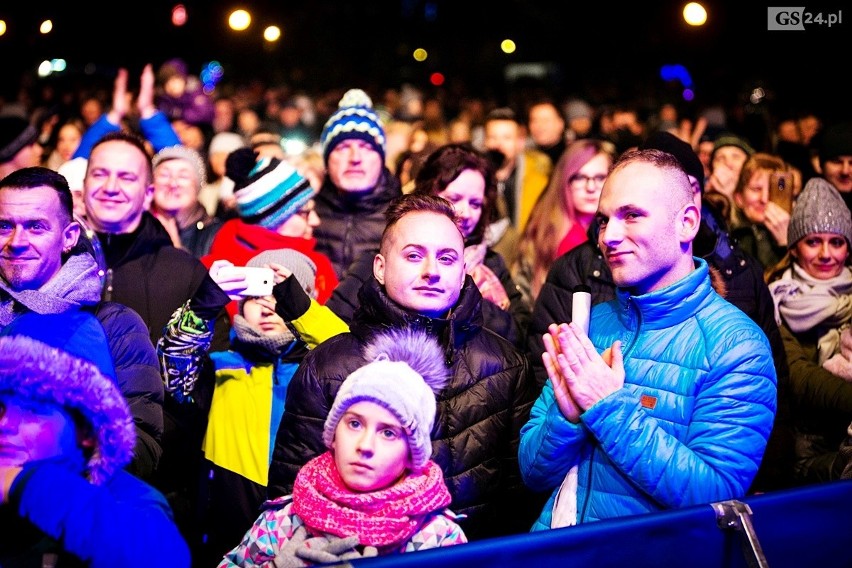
[572,284,592,335]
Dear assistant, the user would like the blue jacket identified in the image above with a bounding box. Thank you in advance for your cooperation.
[519,259,777,529]
[4,459,189,568]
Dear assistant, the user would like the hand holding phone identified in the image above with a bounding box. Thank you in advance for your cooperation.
[218,266,275,297]
[212,262,274,299]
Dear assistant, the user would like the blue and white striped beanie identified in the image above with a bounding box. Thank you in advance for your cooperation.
[226,147,316,231]
[320,88,386,163]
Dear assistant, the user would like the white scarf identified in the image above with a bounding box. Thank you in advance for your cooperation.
[768,264,852,363]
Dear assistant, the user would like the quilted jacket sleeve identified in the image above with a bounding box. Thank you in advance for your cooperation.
[94,302,164,479]
[519,379,589,489]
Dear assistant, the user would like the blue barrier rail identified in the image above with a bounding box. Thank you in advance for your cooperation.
[355,480,852,568]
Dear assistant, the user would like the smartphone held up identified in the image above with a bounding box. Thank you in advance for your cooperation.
[217,266,275,297]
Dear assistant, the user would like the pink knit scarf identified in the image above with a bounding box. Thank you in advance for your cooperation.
[291,452,451,547]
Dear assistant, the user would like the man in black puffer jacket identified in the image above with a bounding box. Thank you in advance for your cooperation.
[268,194,544,540]
[312,88,402,280]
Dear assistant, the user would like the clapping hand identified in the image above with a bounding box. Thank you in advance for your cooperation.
[542,322,624,422]
[137,64,157,119]
[106,68,130,126]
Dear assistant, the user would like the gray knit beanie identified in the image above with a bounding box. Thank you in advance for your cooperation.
[246,248,318,299]
[322,329,449,473]
[788,177,852,248]
[152,144,207,187]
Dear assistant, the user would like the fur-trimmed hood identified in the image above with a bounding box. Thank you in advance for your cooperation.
[0,335,134,485]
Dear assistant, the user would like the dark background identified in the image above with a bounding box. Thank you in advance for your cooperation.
[1,1,848,121]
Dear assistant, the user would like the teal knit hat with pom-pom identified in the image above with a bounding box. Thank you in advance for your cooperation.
[225,147,315,231]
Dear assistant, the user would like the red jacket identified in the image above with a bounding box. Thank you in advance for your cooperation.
[203,219,339,318]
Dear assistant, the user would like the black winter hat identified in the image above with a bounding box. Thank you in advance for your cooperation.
[640,131,705,193]
[0,116,38,163]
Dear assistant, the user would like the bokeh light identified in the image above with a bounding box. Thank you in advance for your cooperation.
[229,10,251,31]
[500,39,516,54]
[172,5,188,27]
[39,20,53,34]
[683,3,708,26]
[264,26,281,42]
[413,48,428,62]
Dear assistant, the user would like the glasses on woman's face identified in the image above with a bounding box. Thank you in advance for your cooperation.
[569,173,607,188]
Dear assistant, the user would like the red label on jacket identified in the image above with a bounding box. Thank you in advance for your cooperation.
[640,394,657,409]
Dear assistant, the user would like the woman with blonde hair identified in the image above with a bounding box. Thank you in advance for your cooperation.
[765,177,852,484]
[513,138,616,305]
[729,152,801,270]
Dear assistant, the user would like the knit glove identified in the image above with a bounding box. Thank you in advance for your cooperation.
[823,328,852,382]
[272,526,378,567]
[297,535,377,564]
[157,300,214,403]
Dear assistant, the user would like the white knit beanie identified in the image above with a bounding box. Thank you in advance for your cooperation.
[322,329,449,472]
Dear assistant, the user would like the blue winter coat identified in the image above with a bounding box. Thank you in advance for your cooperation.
[519,259,777,529]
[4,459,189,568]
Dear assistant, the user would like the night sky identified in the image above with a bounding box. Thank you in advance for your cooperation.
[1,1,848,121]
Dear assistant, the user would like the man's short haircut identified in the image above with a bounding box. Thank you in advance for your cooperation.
[380,194,458,254]
[612,148,694,207]
[0,166,74,223]
[88,130,153,184]
[484,107,520,125]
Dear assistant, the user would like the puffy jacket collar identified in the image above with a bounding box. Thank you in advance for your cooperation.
[316,168,401,214]
[96,211,173,268]
[351,275,484,361]
[615,258,714,330]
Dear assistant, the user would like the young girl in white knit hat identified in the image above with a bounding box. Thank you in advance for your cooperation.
[219,329,466,567]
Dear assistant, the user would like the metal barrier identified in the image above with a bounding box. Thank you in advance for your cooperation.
[353,480,852,568]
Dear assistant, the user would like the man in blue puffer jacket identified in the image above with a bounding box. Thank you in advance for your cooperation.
[519,148,777,528]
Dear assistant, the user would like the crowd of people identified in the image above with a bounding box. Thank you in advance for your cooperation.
[1,57,851,567]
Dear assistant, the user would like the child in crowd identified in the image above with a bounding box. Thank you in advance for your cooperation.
[159,248,320,566]
[219,329,467,567]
